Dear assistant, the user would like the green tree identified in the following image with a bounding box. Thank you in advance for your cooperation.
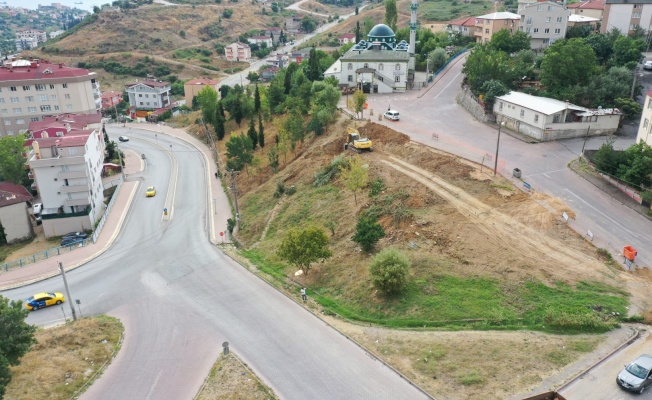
[584,33,614,66]
[352,215,385,253]
[384,0,398,32]
[247,117,258,149]
[225,133,254,173]
[196,86,218,126]
[284,63,298,94]
[540,38,597,96]
[267,145,279,172]
[615,97,642,120]
[179,30,186,38]
[369,248,411,294]
[0,221,6,246]
[353,89,367,119]
[480,79,510,104]
[583,66,632,108]
[301,16,318,33]
[258,113,265,148]
[277,225,332,275]
[307,46,321,81]
[462,44,518,94]
[0,135,28,184]
[355,21,361,43]
[429,47,448,72]
[254,84,261,113]
[247,71,260,82]
[0,295,37,398]
[214,106,226,140]
[285,108,305,147]
[355,5,359,15]
[271,1,278,12]
[610,35,646,68]
[339,156,368,205]
[363,16,375,36]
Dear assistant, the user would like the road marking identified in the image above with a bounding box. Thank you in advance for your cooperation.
[564,189,640,239]
[410,70,461,107]
[145,371,163,400]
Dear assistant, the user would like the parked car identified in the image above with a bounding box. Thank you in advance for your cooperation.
[61,237,85,247]
[62,232,88,240]
[146,186,156,197]
[384,110,400,121]
[644,61,652,71]
[32,202,42,215]
[119,136,129,142]
[25,292,65,311]
[617,354,652,393]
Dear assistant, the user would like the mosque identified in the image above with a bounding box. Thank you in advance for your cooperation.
[324,0,418,93]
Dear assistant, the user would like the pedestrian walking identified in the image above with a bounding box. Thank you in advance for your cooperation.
[300,287,307,302]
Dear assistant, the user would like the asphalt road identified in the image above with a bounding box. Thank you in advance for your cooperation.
[365,55,651,269]
[2,129,428,400]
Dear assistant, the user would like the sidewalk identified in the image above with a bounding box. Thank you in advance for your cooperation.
[0,150,142,291]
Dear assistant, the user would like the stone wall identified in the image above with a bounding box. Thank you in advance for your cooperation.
[456,87,495,123]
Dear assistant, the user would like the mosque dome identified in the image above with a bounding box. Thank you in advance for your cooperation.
[367,24,396,44]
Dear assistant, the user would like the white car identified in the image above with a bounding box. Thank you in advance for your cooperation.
[644,61,652,71]
[119,136,129,142]
[33,202,42,215]
[384,110,400,121]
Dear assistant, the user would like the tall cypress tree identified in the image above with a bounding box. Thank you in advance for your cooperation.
[254,84,261,113]
[214,108,225,141]
[355,21,361,43]
[247,117,258,149]
[258,112,265,148]
[308,46,320,81]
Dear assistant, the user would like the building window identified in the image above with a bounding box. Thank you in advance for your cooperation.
[534,28,539,33]
[379,63,384,70]
[51,94,57,100]
[645,119,650,129]
[485,28,490,33]
[10,87,17,92]
[499,102,503,111]
[547,5,552,11]
[6,130,13,135]
[10,97,19,103]
[66,104,73,110]
[395,64,401,71]
[69,147,78,155]
[546,17,551,23]
[526,17,532,24]
[16,118,24,124]
[139,94,143,97]
[30,117,39,122]
[543,38,550,44]
[634,4,642,8]
[648,99,652,110]
[54,105,59,111]
[139,102,144,105]
[25,96,34,102]
[23,85,30,91]
[554,28,561,34]
[147,102,150,105]
[526,27,531,33]
[40,105,51,112]
[28,107,36,113]
[62,83,68,88]
[632,11,642,18]
[3,120,10,125]
[348,63,353,70]
[0,98,3,103]
[537,5,542,10]
[145,94,149,98]
[395,76,400,82]
[39,95,48,102]
[35,84,45,91]
[0,109,6,114]
[520,109,525,117]
[65,94,71,99]
[556,16,562,23]
[534,114,539,123]
[348,75,353,82]
[544,28,550,33]
[49,84,55,89]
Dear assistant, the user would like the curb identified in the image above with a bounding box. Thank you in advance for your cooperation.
[556,326,641,393]
[219,247,435,400]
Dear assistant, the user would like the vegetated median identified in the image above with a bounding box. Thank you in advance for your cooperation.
[231,120,635,334]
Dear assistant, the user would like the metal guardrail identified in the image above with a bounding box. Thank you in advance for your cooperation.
[0,177,124,273]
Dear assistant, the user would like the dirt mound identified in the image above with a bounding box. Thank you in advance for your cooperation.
[359,122,410,147]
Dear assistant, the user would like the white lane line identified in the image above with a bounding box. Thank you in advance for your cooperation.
[564,189,641,239]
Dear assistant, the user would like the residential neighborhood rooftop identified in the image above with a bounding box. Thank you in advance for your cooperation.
[0,182,32,208]
[569,14,600,22]
[0,59,94,81]
[567,0,605,9]
[450,16,476,27]
[185,78,220,85]
[35,133,91,148]
[475,12,521,20]
[497,91,587,115]
[125,79,171,88]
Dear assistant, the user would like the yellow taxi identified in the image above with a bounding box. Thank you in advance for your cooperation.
[146,186,156,197]
[25,292,65,311]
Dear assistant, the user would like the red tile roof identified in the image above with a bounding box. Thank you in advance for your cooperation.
[29,113,101,132]
[185,78,221,86]
[450,16,477,27]
[0,60,94,82]
[0,181,33,208]
[35,133,90,148]
[339,33,356,39]
[567,0,605,9]
[101,91,122,99]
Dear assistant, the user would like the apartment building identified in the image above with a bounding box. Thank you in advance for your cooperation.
[602,0,652,35]
[247,35,273,48]
[101,90,123,110]
[225,42,251,62]
[474,12,521,43]
[28,127,105,237]
[518,1,570,50]
[448,16,477,37]
[0,59,101,137]
[28,113,103,139]
[125,80,171,110]
[637,91,652,146]
[16,29,47,43]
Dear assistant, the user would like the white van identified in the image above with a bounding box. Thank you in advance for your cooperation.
[384,110,400,121]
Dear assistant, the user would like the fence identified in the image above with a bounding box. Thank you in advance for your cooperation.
[0,177,124,273]
[412,48,468,90]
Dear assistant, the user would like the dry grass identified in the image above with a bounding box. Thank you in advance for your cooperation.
[5,316,123,400]
[196,352,278,400]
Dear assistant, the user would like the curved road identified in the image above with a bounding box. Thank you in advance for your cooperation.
[2,129,428,399]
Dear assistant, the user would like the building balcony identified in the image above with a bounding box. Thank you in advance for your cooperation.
[42,204,90,219]
[60,184,89,194]
[31,155,86,168]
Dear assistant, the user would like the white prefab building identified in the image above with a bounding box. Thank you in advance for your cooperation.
[28,129,105,237]
[636,91,652,146]
[494,92,622,141]
[324,24,410,93]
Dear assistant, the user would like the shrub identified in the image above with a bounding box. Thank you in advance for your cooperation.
[227,218,236,234]
[286,186,297,196]
[352,215,385,253]
[369,248,411,294]
[313,156,349,187]
[223,8,233,18]
[274,181,285,198]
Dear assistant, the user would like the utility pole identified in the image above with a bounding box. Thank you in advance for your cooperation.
[117,143,125,180]
[494,121,505,177]
[631,66,641,99]
[59,262,77,321]
[580,125,591,159]
[229,169,241,230]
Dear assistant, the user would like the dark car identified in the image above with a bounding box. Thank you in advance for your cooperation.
[119,136,129,142]
[617,354,652,393]
[62,232,88,240]
[61,237,85,247]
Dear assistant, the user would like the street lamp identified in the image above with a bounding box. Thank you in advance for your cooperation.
[493,121,505,177]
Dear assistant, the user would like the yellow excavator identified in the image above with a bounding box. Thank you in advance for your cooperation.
[344,127,373,153]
